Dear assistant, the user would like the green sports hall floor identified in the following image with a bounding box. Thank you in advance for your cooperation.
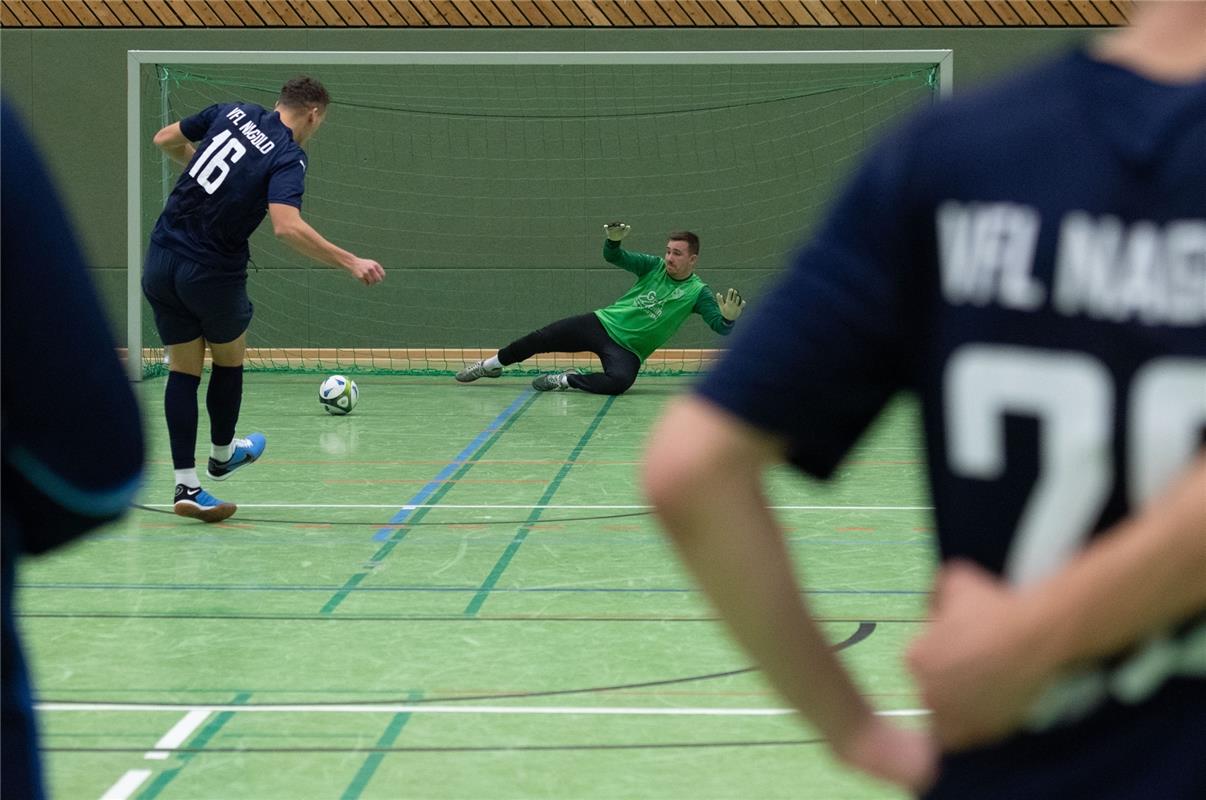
[17,373,936,800]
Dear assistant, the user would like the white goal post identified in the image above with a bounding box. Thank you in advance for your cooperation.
[125,49,953,381]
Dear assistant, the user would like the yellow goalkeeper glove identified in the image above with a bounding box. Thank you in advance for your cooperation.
[604,222,631,242]
[716,288,746,322]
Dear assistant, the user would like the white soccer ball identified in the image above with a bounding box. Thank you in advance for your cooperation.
[319,374,359,416]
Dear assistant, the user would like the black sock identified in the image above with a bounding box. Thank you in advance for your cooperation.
[207,364,244,448]
[165,371,201,470]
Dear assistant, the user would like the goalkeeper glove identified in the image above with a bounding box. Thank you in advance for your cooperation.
[604,222,631,242]
[716,288,746,322]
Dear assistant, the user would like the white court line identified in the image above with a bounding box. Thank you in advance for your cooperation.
[100,769,152,800]
[144,708,210,760]
[40,702,929,717]
[140,503,932,511]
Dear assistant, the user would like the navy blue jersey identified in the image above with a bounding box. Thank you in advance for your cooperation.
[697,51,1206,796]
[150,102,307,271]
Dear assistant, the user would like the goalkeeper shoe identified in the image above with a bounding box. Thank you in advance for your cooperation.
[532,369,580,392]
[173,484,237,523]
[207,433,266,481]
[456,360,503,383]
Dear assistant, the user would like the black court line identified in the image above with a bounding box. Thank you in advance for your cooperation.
[38,622,875,707]
[129,504,655,526]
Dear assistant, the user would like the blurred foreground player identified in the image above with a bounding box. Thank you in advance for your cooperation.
[645,2,1206,796]
[2,101,145,800]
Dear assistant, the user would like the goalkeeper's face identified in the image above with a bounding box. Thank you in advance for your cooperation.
[664,240,698,280]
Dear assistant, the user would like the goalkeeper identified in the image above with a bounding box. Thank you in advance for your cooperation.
[456,223,745,395]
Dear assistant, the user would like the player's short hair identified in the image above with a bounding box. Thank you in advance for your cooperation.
[668,231,700,256]
[277,76,330,111]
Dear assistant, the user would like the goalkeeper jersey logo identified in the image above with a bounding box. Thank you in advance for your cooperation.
[635,288,687,319]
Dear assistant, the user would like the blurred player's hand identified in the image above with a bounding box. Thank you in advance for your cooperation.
[907,560,1047,750]
[717,288,746,321]
[348,257,385,286]
[835,716,937,794]
[604,222,631,242]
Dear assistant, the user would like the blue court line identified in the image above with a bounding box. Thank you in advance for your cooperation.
[371,389,536,542]
[319,390,539,615]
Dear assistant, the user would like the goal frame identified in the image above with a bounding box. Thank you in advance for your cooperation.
[126,48,954,380]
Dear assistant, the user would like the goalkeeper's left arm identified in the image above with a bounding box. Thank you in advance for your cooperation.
[696,287,747,335]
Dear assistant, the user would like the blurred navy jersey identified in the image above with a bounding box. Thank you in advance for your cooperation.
[2,100,145,800]
[697,51,1206,797]
[150,102,307,271]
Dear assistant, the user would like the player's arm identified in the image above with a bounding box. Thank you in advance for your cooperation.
[909,451,1206,749]
[694,288,745,334]
[268,203,384,286]
[644,396,936,792]
[601,222,660,276]
[152,122,196,167]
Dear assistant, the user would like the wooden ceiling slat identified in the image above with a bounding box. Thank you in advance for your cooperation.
[490,0,531,24]
[19,0,56,25]
[1005,0,1043,25]
[1071,0,1107,24]
[210,0,251,24]
[1047,1,1083,24]
[847,0,889,24]
[990,1,1023,25]
[886,1,923,25]
[386,0,428,24]
[225,0,268,24]
[872,1,907,25]
[514,0,555,25]
[677,1,717,25]
[370,0,410,23]
[614,0,654,24]
[742,1,777,25]
[455,1,495,25]
[572,0,612,24]
[80,0,120,24]
[698,0,738,25]
[431,0,471,24]
[1103,0,1130,25]
[164,0,204,24]
[594,0,633,25]
[943,0,981,24]
[902,0,942,24]
[970,1,1004,25]
[719,0,757,25]
[410,0,449,24]
[1,2,30,26]
[1023,0,1063,24]
[283,0,324,24]
[535,0,571,24]
[820,1,859,25]
[306,1,350,24]
[330,0,373,24]
[247,0,289,24]
[13,0,49,24]
[122,0,161,23]
[142,0,185,24]
[43,0,84,24]
[758,0,796,24]
[549,0,590,24]
[634,0,672,24]
[800,1,837,25]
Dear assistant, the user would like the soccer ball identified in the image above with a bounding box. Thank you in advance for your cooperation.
[319,374,359,416]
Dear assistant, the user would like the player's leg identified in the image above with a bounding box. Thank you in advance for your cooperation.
[197,282,265,482]
[142,243,236,522]
[530,313,636,393]
[457,313,598,384]
[567,334,639,395]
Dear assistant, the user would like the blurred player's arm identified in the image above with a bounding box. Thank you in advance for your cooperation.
[909,451,1206,749]
[267,203,384,286]
[152,122,196,167]
[644,395,936,792]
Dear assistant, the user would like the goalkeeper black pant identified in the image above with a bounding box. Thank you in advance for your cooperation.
[499,312,640,395]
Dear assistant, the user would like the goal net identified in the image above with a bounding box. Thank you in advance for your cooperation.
[130,51,945,379]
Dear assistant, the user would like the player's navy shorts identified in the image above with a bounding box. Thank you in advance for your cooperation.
[141,241,253,345]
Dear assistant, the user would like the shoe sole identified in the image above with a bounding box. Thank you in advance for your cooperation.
[174,500,237,523]
[455,372,502,383]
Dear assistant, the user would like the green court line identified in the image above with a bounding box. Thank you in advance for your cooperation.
[136,692,250,800]
[464,396,616,617]
[339,690,424,800]
[319,391,540,615]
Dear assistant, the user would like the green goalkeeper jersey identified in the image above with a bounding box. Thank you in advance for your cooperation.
[593,240,734,362]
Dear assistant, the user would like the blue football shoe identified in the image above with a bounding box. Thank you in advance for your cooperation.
[173,484,237,523]
[207,432,267,481]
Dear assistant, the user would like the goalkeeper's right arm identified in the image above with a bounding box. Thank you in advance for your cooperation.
[601,222,660,277]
